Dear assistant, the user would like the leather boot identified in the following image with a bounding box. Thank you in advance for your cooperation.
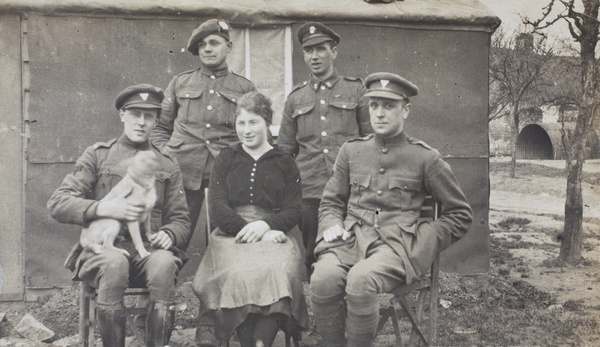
[146,301,175,347]
[96,303,126,347]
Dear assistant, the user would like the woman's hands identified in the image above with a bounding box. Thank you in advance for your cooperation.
[262,230,286,243]
[235,220,271,243]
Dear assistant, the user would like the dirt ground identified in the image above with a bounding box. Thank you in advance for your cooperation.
[1,158,600,346]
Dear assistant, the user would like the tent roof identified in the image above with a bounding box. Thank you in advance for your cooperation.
[1,0,501,32]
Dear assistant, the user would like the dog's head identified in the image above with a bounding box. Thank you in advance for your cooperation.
[129,151,160,179]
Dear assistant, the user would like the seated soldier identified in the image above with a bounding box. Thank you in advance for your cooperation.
[310,72,473,347]
[47,84,191,347]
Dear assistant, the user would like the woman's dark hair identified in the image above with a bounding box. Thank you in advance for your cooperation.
[235,91,273,125]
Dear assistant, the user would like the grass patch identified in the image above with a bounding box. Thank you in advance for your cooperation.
[497,216,532,230]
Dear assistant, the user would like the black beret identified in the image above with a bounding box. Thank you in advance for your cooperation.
[115,84,164,110]
[187,19,231,55]
[297,22,341,48]
[364,72,419,100]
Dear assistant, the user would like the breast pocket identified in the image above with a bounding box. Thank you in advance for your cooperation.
[291,103,316,140]
[94,165,127,199]
[176,90,203,124]
[219,91,242,126]
[329,100,359,136]
[389,177,422,209]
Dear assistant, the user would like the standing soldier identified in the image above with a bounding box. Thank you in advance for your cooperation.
[151,18,255,248]
[151,18,255,347]
[277,22,372,277]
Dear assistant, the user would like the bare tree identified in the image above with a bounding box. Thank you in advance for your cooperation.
[489,28,555,177]
[525,0,600,263]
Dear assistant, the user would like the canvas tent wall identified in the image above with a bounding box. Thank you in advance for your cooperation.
[0,0,500,301]
[517,123,600,160]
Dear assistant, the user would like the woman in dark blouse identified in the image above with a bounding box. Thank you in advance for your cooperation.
[192,91,308,347]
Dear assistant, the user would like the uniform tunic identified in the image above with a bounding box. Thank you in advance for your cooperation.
[317,131,473,284]
[47,134,190,303]
[277,70,372,199]
[192,144,308,340]
[151,65,256,190]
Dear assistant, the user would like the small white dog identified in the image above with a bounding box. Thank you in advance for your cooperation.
[80,151,158,258]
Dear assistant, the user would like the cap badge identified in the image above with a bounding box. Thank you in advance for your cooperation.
[380,80,390,88]
[219,21,229,31]
[309,26,316,34]
[140,93,149,101]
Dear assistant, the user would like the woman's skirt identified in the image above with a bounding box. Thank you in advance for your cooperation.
[193,205,308,340]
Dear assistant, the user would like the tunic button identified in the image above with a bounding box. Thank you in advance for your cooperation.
[253,163,257,166]
[299,110,303,114]
[250,186,253,190]
[252,168,256,172]
[206,140,210,144]
[377,190,383,196]
[250,178,254,182]
[321,116,326,121]
[314,83,318,89]
[320,85,326,90]
[209,89,215,94]
[210,75,216,79]
[320,100,325,105]
[205,123,211,129]
[251,173,255,176]
[323,149,329,154]
[343,105,347,108]
[321,131,327,136]
[185,93,190,97]
[250,193,254,197]
[382,147,389,154]
[207,105,213,110]
[379,168,385,174]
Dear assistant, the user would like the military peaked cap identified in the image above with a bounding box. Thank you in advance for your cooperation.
[364,72,419,100]
[297,22,340,48]
[115,84,164,110]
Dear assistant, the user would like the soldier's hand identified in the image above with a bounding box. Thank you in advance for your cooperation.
[236,220,270,243]
[96,189,145,221]
[151,230,173,249]
[323,224,351,243]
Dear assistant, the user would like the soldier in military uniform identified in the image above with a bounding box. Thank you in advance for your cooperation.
[47,84,191,347]
[151,18,256,249]
[277,22,372,277]
[309,73,473,346]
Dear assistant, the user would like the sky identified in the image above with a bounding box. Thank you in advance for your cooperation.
[479,0,573,41]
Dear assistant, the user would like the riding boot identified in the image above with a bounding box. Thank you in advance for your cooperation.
[96,303,126,347]
[146,301,175,347]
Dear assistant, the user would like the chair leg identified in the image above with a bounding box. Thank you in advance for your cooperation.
[390,306,403,347]
[408,289,427,346]
[79,283,89,347]
[394,297,429,346]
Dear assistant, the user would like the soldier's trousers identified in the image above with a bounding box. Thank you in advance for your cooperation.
[310,241,406,347]
[78,247,182,305]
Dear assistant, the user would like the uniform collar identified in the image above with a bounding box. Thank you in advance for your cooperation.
[374,131,408,147]
[200,64,230,77]
[117,133,151,151]
[309,69,340,91]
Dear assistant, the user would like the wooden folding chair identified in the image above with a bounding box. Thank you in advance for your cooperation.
[78,281,149,347]
[376,196,441,347]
